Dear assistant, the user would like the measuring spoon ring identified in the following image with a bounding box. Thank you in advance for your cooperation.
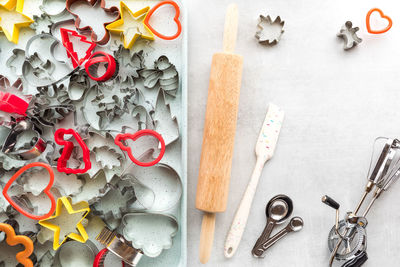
[253,195,293,250]
[252,216,304,257]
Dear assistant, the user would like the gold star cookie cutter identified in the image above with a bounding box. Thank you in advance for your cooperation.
[106,1,154,49]
[0,0,33,43]
[38,196,90,250]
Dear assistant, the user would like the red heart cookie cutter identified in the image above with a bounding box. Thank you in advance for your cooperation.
[144,0,182,40]
[2,162,56,220]
[115,129,166,167]
[366,8,392,34]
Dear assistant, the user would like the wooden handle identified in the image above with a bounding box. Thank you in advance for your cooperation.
[199,212,216,264]
[223,3,238,53]
[224,158,265,258]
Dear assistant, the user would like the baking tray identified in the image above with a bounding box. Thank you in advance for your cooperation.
[0,0,187,266]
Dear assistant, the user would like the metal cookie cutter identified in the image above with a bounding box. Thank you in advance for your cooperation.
[53,240,98,267]
[66,0,120,45]
[255,15,284,46]
[96,227,143,267]
[2,119,47,160]
[337,21,362,50]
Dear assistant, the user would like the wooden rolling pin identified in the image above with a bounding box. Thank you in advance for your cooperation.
[196,3,243,264]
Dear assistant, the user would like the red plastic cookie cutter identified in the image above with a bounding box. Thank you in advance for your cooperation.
[366,8,392,34]
[2,162,56,220]
[84,51,118,82]
[115,129,165,167]
[144,0,182,40]
[60,28,96,68]
[0,91,29,115]
[93,248,125,267]
[54,128,91,174]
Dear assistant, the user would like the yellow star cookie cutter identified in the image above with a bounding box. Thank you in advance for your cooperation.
[0,0,33,43]
[106,1,154,49]
[38,196,90,250]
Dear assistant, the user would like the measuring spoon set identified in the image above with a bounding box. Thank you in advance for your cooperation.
[252,195,304,258]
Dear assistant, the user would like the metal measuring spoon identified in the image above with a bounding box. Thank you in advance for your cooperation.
[253,216,304,257]
[252,195,293,250]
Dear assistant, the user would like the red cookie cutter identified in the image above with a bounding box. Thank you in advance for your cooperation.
[93,248,125,267]
[114,129,165,167]
[144,0,182,40]
[54,128,91,174]
[65,0,120,45]
[366,8,393,34]
[0,91,29,115]
[84,51,118,82]
[60,28,96,68]
[2,162,56,220]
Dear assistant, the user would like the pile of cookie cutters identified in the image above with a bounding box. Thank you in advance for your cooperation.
[0,0,184,266]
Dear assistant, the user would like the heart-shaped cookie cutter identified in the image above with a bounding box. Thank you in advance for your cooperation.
[144,0,182,40]
[366,8,393,34]
[0,222,34,267]
[115,129,165,167]
[2,162,56,220]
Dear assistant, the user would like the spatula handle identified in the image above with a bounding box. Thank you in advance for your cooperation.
[224,158,265,258]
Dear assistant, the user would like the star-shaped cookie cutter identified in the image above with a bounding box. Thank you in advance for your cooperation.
[66,0,120,45]
[0,0,33,43]
[38,196,90,250]
[106,2,154,49]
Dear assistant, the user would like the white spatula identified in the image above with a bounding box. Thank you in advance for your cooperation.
[224,103,284,258]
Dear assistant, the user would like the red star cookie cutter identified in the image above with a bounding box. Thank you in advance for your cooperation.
[54,128,91,174]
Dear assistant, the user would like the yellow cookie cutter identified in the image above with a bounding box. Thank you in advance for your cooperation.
[0,0,33,43]
[0,222,34,267]
[106,1,154,49]
[39,196,90,250]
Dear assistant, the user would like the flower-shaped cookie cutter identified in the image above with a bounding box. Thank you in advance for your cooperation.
[115,129,165,167]
[0,222,34,267]
[54,128,91,174]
